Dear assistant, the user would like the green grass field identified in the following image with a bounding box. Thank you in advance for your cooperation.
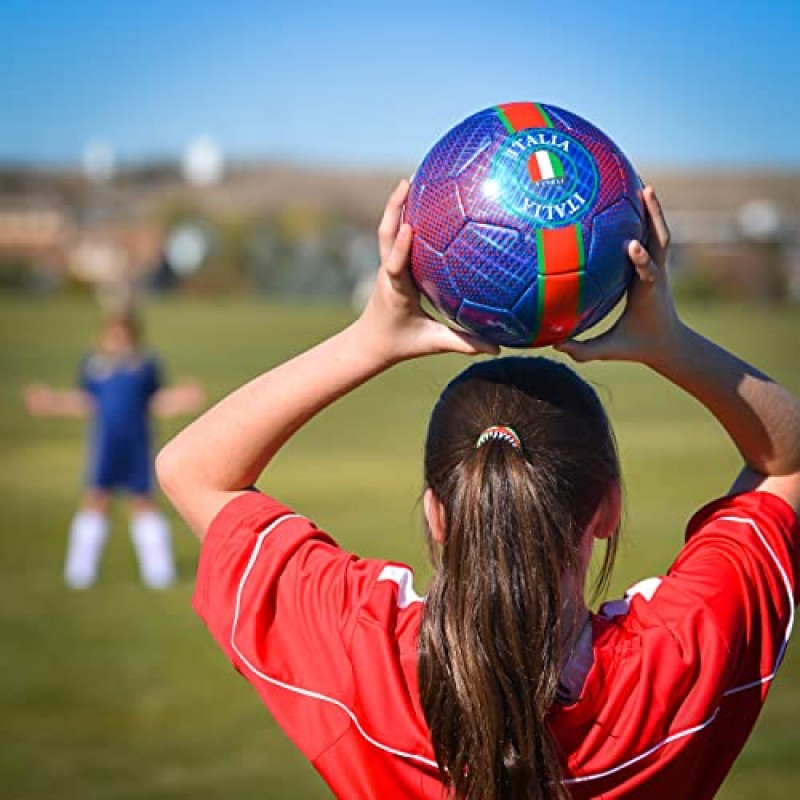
[1,294,799,799]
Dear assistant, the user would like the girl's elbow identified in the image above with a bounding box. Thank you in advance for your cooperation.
[155,442,186,502]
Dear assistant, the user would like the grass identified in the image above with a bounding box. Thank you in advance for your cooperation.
[0,293,798,799]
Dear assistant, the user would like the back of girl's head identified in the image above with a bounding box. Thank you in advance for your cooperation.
[418,356,620,800]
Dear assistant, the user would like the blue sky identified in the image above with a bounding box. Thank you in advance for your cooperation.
[2,0,799,169]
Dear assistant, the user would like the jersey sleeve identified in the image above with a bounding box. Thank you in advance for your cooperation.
[650,491,800,696]
[77,354,95,394]
[144,356,162,398]
[192,490,392,762]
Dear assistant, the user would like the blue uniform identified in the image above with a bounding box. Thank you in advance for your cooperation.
[79,352,161,494]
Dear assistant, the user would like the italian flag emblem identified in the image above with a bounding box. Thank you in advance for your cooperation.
[527,150,565,183]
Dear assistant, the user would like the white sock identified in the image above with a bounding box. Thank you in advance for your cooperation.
[130,511,176,589]
[65,510,109,589]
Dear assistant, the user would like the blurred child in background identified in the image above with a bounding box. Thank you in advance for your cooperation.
[25,311,205,589]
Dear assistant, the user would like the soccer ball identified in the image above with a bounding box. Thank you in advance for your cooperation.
[405,102,644,348]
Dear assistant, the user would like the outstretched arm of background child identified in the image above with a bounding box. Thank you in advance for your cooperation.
[557,187,800,515]
[156,180,498,539]
[23,383,92,418]
[151,381,206,418]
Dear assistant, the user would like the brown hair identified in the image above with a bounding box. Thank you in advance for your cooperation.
[101,310,142,346]
[418,356,620,800]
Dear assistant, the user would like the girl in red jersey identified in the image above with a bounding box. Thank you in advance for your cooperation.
[157,182,800,799]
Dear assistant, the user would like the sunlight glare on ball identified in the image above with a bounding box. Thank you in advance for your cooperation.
[482,178,501,200]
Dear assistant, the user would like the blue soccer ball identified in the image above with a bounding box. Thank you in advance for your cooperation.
[405,102,645,347]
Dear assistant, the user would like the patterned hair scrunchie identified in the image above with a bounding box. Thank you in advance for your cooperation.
[475,425,522,450]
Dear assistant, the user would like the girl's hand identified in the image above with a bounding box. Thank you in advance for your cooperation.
[151,381,206,418]
[24,383,55,416]
[555,186,684,365]
[357,180,499,365]
[24,383,90,418]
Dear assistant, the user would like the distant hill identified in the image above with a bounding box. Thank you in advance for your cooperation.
[2,162,798,224]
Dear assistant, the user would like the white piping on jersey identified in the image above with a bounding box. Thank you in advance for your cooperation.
[229,514,439,770]
[627,576,662,603]
[600,577,664,620]
[228,512,794,785]
[719,515,795,696]
[564,708,722,785]
[565,513,795,785]
[377,565,424,608]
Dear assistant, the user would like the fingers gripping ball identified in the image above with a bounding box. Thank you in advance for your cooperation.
[404,102,645,348]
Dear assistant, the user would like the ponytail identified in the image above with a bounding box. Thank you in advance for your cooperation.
[418,357,619,800]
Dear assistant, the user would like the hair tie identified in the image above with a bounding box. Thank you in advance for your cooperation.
[475,425,522,450]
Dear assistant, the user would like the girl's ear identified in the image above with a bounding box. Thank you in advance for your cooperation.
[423,487,447,545]
[592,481,622,541]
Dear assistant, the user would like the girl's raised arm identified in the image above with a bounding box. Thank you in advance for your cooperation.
[156,181,497,539]
[557,187,800,514]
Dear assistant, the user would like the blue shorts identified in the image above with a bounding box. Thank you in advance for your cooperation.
[86,435,153,495]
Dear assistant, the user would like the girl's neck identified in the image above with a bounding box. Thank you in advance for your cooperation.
[557,581,593,703]
[560,593,590,661]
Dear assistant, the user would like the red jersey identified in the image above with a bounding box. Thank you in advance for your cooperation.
[193,490,799,799]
